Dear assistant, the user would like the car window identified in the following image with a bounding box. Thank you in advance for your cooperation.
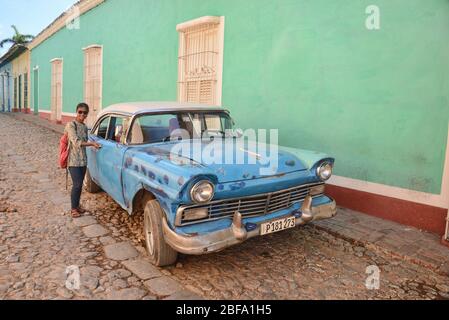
[128,113,182,144]
[139,114,174,128]
[204,114,222,131]
[107,116,130,144]
[127,112,234,145]
[128,118,144,144]
[95,116,110,139]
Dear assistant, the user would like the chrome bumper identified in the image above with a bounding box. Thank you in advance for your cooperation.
[162,195,337,255]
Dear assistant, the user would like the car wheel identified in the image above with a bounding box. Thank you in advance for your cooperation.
[84,169,101,193]
[143,199,178,266]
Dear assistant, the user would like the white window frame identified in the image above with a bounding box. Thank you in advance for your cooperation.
[177,16,225,106]
[82,44,103,126]
[50,58,63,122]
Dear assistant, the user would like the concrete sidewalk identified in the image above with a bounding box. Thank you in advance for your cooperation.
[8,112,449,277]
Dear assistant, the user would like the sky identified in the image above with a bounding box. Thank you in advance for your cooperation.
[0,0,77,56]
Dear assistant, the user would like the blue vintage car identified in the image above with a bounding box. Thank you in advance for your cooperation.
[85,102,337,266]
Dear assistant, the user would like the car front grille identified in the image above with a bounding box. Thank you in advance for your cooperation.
[178,182,324,226]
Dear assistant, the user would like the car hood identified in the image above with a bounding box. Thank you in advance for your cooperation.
[135,139,331,183]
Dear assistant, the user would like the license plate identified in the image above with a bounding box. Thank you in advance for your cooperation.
[260,217,296,235]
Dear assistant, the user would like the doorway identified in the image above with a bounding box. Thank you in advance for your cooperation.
[18,75,22,111]
[33,68,39,115]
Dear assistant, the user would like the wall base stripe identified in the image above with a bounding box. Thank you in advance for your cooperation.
[326,184,447,236]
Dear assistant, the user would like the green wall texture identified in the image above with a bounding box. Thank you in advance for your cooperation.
[30,0,449,194]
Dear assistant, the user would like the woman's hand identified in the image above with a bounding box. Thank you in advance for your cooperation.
[91,142,102,149]
[84,141,101,149]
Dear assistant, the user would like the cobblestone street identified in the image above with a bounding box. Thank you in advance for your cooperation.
[0,113,448,300]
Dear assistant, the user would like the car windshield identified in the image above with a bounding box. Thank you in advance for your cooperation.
[127,111,236,144]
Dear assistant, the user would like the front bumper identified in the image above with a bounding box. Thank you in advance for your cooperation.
[162,195,337,255]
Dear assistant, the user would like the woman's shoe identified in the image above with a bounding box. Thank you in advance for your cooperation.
[71,209,82,218]
[77,207,87,214]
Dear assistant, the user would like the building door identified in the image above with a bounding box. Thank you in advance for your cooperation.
[24,72,28,112]
[18,75,22,111]
[50,59,63,122]
[83,45,102,127]
[33,68,39,114]
[13,77,17,111]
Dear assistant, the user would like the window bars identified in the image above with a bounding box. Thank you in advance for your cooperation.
[178,21,220,105]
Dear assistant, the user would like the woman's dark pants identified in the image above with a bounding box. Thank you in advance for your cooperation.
[69,166,87,210]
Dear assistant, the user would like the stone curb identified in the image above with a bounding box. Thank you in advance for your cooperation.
[313,223,449,277]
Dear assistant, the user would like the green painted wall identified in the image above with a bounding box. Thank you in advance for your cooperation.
[31,0,449,194]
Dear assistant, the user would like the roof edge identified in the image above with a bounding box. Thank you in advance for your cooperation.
[0,44,28,67]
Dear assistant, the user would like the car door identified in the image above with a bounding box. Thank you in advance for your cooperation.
[87,115,110,185]
[96,115,129,208]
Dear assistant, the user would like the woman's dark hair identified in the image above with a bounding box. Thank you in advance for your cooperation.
[76,102,89,112]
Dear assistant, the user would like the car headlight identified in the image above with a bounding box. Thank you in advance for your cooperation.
[317,162,333,181]
[190,180,215,203]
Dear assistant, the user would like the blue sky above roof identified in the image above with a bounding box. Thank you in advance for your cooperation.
[0,0,76,56]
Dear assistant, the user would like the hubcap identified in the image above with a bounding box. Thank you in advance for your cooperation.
[144,211,154,255]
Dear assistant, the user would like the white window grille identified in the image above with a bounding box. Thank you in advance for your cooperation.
[83,45,103,127]
[177,16,225,106]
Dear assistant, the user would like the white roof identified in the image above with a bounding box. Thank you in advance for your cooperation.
[98,101,226,117]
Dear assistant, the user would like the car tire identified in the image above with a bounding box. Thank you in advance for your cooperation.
[143,199,178,267]
[84,169,101,193]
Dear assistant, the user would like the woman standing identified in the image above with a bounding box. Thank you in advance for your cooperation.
[65,103,101,218]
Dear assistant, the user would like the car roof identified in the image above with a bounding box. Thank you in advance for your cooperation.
[98,101,227,117]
